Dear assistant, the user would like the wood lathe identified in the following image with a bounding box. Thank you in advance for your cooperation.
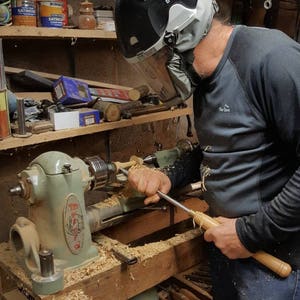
[5,142,198,298]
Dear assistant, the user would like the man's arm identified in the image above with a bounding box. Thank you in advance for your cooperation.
[236,43,300,253]
[162,144,202,188]
[128,145,202,204]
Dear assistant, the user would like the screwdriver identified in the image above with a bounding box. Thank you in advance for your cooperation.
[119,167,292,278]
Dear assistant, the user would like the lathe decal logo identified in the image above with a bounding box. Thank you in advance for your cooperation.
[64,194,85,254]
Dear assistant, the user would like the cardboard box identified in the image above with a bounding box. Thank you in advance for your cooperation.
[77,108,100,126]
[53,76,92,105]
[49,110,79,131]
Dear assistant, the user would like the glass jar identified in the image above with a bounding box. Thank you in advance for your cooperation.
[78,0,96,30]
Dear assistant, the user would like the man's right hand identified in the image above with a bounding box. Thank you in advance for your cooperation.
[127,167,172,205]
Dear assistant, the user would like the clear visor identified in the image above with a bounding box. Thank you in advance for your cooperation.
[131,47,178,102]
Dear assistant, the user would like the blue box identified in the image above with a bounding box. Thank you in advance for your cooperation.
[77,108,100,126]
[53,76,93,105]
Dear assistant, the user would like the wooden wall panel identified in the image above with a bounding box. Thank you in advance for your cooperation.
[0,1,196,244]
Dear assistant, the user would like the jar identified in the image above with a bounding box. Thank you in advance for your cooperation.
[78,0,96,30]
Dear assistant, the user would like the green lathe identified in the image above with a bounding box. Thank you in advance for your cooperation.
[8,141,195,295]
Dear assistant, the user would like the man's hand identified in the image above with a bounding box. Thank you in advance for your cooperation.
[127,167,171,205]
[204,217,253,259]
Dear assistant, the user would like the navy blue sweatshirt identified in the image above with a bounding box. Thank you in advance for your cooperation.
[167,25,300,268]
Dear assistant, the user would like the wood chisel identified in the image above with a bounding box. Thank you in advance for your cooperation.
[119,167,292,278]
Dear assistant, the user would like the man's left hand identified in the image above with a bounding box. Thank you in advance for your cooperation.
[204,217,253,259]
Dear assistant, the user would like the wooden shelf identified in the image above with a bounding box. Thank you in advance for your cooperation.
[0,107,192,151]
[0,26,116,40]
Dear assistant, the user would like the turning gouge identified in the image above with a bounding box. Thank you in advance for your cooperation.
[119,167,292,278]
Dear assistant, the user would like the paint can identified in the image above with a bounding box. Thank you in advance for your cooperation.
[11,0,36,26]
[0,0,12,26]
[37,0,64,28]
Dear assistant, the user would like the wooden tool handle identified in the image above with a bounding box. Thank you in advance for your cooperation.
[191,210,292,278]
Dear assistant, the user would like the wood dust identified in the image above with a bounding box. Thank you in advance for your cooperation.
[0,229,202,298]
[93,195,120,209]
[0,243,31,286]
[130,229,201,260]
[53,289,92,300]
[94,229,202,262]
[64,247,119,287]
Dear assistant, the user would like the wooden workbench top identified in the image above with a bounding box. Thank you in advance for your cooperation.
[0,229,205,300]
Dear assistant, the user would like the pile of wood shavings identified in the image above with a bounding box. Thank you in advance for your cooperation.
[129,229,202,261]
[53,289,92,300]
[64,247,119,287]
[92,194,120,209]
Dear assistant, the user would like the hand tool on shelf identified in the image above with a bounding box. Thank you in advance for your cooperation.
[119,168,292,278]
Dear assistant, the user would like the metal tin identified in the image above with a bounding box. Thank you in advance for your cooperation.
[12,0,36,26]
[37,0,64,28]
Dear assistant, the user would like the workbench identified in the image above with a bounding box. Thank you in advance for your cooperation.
[0,198,209,300]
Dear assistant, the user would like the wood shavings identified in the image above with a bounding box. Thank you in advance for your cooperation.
[129,272,135,281]
[0,229,202,299]
[53,289,93,300]
[64,246,119,287]
[93,195,120,209]
[95,229,202,263]
[129,164,147,171]
[0,243,31,286]
[128,229,201,261]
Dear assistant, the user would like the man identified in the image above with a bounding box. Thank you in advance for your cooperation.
[115,0,300,299]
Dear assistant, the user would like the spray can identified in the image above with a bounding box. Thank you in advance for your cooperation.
[0,89,10,139]
[0,39,10,139]
[0,0,12,26]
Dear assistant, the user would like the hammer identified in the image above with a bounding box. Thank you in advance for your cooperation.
[119,167,292,278]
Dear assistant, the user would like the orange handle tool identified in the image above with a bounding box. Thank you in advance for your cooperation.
[119,168,292,278]
[191,210,292,278]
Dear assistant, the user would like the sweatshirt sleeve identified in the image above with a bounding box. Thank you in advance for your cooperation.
[162,144,202,189]
[236,42,300,253]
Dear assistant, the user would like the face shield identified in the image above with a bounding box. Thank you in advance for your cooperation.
[130,47,178,102]
[115,0,218,101]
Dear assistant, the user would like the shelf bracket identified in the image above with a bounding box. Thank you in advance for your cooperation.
[71,37,77,46]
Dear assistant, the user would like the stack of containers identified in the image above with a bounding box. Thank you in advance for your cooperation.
[10,0,68,27]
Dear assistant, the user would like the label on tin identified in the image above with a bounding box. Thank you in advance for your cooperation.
[63,193,85,254]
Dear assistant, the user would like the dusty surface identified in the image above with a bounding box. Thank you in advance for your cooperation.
[94,229,202,261]
[0,229,202,298]
[92,194,120,209]
[52,289,93,300]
